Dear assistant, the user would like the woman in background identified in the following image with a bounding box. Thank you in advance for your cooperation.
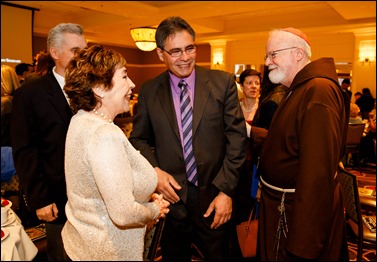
[238,68,261,185]
[23,50,55,86]
[239,69,261,133]
[1,65,19,146]
[348,103,363,124]
[232,69,261,260]
[62,45,169,261]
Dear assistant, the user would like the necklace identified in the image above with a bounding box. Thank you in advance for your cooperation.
[93,108,113,124]
[241,101,257,113]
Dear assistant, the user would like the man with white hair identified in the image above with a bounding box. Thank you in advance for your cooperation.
[257,28,350,261]
[11,23,87,261]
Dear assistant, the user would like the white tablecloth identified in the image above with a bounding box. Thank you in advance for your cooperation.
[1,209,38,261]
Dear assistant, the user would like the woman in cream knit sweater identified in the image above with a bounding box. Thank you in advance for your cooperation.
[62,45,169,260]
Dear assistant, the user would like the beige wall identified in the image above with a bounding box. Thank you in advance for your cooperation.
[352,35,376,101]
[33,32,375,99]
[225,32,376,99]
[33,36,211,94]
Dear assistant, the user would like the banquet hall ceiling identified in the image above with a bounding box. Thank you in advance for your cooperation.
[4,1,376,48]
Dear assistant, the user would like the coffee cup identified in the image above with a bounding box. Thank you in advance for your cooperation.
[1,207,8,225]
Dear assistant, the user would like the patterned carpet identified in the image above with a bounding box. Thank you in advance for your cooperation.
[153,164,376,261]
[345,163,376,261]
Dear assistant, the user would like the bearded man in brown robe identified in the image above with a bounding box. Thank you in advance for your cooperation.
[258,28,350,261]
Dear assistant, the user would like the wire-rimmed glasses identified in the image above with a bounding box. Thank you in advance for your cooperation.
[264,47,298,61]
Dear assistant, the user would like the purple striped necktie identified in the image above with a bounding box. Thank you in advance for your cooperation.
[178,80,198,186]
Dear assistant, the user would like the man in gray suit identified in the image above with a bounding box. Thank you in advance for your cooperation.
[11,23,87,261]
[129,16,246,261]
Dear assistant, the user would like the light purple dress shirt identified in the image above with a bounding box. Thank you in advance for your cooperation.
[168,69,196,147]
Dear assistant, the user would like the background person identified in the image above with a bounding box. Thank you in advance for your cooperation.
[349,103,363,124]
[11,23,87,261]
[239,69,261,132]
[1,65,19,147]
[62,45,169,261]
[359,99,376,165]
[249,65,288,169]
[233,68,261,220]
[1,65,19,196]
[23,50,55,86]
[129,16,247,261]
[258,27,349,261]
[356,87,375,119]
[252,65,288,131]
[354,91,362,102]
[341,77,352,100]
[15,63,34,85]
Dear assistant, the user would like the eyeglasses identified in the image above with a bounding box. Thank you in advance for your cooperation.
[264,47,298,61]
[162,45,197,57]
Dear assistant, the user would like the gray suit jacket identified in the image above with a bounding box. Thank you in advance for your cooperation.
[129,65,247,217]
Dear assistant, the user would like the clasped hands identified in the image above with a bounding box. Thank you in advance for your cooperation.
[36,203,58,222]
[151,193,170,223]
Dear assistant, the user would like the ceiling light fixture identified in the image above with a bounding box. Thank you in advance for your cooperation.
[130,27,157,52]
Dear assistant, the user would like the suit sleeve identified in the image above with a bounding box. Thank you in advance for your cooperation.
[129,84,158,167]
[212,73,247,197]
[11,87,51,210]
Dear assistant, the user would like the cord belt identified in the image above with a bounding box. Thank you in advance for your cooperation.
[260,176,296,193]
[259,176,295,261]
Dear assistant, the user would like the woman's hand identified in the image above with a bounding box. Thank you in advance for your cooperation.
[151,193,170,222]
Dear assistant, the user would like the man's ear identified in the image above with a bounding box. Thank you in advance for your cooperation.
[296,48,305,61]
[50,47,59,60]
[157,48,165,62]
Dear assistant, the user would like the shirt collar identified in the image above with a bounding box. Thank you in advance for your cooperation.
[52,66,65,89]
[169,68,196,93]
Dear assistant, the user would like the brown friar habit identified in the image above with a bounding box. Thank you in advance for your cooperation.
[258,57,350,261]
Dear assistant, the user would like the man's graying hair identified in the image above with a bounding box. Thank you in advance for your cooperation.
[47,23,84,51]
[155,17,195,49]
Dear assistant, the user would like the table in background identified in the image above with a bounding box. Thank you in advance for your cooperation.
[1,208,38,261]
[358,187,376,212]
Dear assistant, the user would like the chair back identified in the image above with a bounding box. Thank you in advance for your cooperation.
[346,123,365,146]
[337,163,364,261]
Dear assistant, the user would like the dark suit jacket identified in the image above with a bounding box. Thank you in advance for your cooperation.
[11,73,72,224]
[129,66,247,217]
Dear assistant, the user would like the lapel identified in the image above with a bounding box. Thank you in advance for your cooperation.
[156,67,211,140]
[45,74,73,125]
[192,66,211,137]
[156,72,180,140]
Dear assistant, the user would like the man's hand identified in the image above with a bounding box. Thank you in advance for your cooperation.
[154,167,181,204]
[36,203,58,222]
[203,191,232,229]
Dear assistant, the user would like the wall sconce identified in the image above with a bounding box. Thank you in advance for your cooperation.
[130,27,157,51]
[213,48,224,66]
[360,57,375,65]
[359,40,376,65]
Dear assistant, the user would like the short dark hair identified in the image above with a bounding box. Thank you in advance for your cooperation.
[15,63,33,76]
[354,92,362,96]
[155,16,195,49]
[341,78,351,85]
[362,87,371,95]
[239,69,261,85]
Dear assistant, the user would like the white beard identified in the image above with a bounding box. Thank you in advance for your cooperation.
[269,69,285,84]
